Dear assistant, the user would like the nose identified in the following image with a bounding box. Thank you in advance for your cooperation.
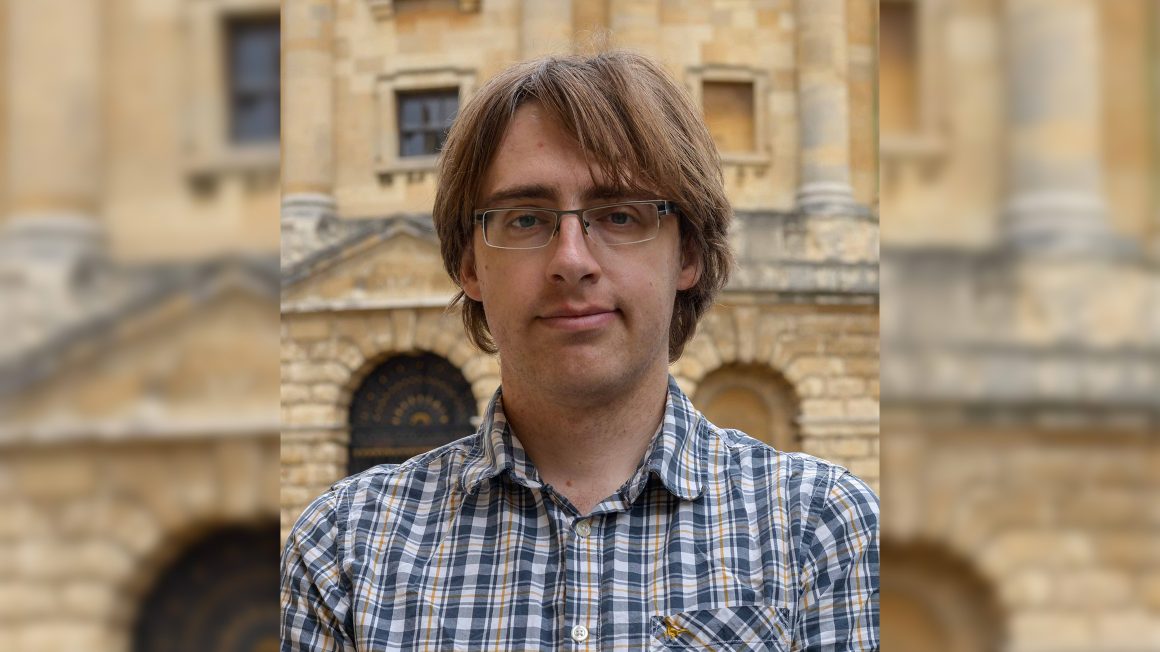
[545,213,601,285]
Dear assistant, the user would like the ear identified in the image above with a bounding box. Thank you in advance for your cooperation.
[459,245,483,301]
[676,238,702,291]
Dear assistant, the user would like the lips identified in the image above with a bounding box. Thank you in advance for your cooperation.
[539,305,618,331]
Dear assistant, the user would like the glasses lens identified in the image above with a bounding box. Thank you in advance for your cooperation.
[584,202,659,245]
[483,209,557,249]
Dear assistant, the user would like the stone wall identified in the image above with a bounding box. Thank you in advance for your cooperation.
[283,0,879,243]
[676,301,880,485]
[280,298,880,538]
[0,436,279,652]
[882,423,1159,650]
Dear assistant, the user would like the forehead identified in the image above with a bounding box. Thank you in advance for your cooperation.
[480,104,588,198]
[478,103,639,206]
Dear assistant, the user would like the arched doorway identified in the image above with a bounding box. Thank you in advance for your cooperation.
[881,542,1004,652]
[347,351,477,473]
[133,523,278,652]
[693,363,800,451]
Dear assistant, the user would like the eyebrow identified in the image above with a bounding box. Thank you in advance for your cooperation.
[480,183,635,207]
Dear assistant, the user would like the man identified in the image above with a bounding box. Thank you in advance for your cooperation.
[282,51,879,650]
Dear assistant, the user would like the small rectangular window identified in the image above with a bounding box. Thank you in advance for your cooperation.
[226,15,280,144]
[880,0,918,135]
[397,89,458,157]
[703,81,756,154]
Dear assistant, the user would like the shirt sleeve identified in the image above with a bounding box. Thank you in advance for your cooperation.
[794,469,880,651]
[281,490,356,652]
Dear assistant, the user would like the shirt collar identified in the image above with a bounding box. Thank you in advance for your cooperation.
[459,387,538,493]
[459,376,707,502]
[624,375,706,501]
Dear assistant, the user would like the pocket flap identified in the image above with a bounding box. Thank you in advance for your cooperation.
[650,604,791,650]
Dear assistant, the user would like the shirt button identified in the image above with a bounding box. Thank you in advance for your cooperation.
[574,519,592,537]
[571,624,589,642]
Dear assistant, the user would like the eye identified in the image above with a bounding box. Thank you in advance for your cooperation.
[592,206,644,228]
[506,212,548,229]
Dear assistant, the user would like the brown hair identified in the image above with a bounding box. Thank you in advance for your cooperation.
[433,50,733,361]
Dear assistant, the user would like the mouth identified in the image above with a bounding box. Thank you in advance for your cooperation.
[539,307,619,331]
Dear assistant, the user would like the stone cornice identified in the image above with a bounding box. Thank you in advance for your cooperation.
[728,211,880,298]
[881,244,1160,418]
[0,254,279,397]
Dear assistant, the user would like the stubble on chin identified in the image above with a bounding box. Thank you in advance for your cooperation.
[513,342,664,412]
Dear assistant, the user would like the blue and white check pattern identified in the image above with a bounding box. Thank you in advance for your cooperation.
[282,376,879,650]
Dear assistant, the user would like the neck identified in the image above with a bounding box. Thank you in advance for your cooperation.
[501,368,670,515]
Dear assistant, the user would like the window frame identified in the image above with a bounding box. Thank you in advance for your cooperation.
[375,68,476,175]
[224,14,281,146]
[879,0,948,158]
[687,65,770,166]
[396,88,459,159]
[183,0,280,177]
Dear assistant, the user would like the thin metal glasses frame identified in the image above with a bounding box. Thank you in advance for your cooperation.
[472,200,677,250]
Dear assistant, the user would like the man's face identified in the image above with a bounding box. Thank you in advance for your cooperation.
[460,102,699,404]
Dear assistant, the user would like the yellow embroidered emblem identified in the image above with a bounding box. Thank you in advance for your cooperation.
[661,616,690,639]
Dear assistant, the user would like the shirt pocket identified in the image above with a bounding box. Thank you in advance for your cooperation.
[648,604,792,651]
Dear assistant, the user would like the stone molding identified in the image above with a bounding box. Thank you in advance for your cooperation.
[882,246,1160,418]
[728,211,879,297]
[366,0,479,20]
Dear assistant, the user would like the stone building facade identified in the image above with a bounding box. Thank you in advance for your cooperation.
[279,0,882,556]
[879,1,1160,650]
[0,0,282,650]
[278,0,882,612]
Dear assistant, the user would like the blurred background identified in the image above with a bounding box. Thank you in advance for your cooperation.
[878,1,1159,650]
[0,0,281,650]
[0,1,1155,652]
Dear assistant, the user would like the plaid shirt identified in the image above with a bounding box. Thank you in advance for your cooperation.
[282,377,879,651]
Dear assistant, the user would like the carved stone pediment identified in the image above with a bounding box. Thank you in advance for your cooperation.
[0,281,280,442]
[283,217,457,309]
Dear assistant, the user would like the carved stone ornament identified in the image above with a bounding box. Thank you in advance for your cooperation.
[366,0,480,20]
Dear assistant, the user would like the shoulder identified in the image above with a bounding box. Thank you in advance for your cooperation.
[703,419,865,494]
[285,433,481,552]
[699,418,878,541]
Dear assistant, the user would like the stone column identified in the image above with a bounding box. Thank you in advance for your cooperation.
[1002,0,1120,254]
[281,0,336,265]
[0,0,105,353]
[794,0,859,215]
[520,0,573,59]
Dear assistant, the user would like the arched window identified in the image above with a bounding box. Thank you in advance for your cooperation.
[693,363,799,451]
[347,351,477,473]
[133,523,278,652]
[881,542,1003,652]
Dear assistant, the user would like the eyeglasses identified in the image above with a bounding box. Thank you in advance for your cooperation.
[473,200,677,250]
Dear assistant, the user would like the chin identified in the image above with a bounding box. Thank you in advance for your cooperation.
[545,354,650,400]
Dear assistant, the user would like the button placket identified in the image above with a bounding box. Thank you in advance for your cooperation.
[564,514,599,646]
